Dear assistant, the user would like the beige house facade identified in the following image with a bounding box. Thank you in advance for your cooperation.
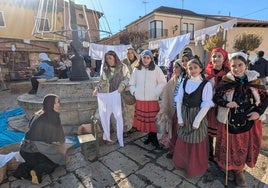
[0,1,102,81]
[100,6,268,64]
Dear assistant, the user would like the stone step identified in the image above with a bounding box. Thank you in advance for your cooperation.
[9,81,31,94]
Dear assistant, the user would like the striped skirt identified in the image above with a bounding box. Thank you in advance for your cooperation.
[177,105,208,143]
[133,100,159,133]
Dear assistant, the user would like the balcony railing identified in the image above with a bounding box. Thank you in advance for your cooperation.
[181,30,194,40]
[148,28,168,39]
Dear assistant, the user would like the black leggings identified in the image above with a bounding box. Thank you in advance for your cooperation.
[14,150,58,182]
[30,77,39,91]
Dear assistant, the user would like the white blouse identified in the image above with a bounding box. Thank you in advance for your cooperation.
[175,75,214,128]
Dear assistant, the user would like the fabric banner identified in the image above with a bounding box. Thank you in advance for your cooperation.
[149,33,191,66]
[89,43,132,60]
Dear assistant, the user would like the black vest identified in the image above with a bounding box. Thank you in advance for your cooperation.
[182,78,208,107]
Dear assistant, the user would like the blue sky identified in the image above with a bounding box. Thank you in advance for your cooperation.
[76,0,268,34]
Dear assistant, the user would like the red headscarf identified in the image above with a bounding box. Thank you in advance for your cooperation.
[205,48,230,87]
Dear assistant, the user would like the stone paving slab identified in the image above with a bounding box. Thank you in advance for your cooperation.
[117,174,147,188]
[156,153,175,171]
[135,163,182,187]
[1,132,268,188]
[66,152,90,172]
[119,144,153,165]
[48,173,85,188]
[74,161,115,187]
[100,151,139,181]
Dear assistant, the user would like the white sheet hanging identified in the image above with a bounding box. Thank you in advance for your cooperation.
[194,19,237,45]
[89,43,132,60]
[149,33,191,66]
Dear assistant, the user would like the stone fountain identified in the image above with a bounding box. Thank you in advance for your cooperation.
[17,78,99,129]
[17,2,102,135]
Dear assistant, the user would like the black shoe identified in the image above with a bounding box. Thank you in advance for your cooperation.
[144,132,153,145]
[150,132,160,148]
[143,138,151,145]
[123,132,130,138]
[166,153,173,159]
[152,141,161,149]
[28,89,37,94]
[129,127,137,133]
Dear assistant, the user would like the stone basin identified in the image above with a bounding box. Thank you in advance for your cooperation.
[17,78,100,127]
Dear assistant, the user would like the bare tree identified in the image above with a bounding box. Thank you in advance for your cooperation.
[233,33,262,52]
[119,31,148,49]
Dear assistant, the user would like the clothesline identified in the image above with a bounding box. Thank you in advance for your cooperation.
[87,19,237,67]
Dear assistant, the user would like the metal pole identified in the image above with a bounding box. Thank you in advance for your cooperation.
[225,113,229,187]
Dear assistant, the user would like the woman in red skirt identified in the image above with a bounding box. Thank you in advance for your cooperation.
[172,58,214,177]
[205,47,230,161]
[129,50,166,148]
[213,52,267,187]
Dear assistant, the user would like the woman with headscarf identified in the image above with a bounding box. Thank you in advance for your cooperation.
[129,49,166,148]
[156,59,186,158]
[121,48,139,135]
[14,94,66,184]
[92,50,130,147]
[167,53,192,81]
[213,51,268,186]
[205,47,230,161]
[28,53,54,94]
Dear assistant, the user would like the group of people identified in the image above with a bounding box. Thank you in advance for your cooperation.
[54,55,72,79]
[160,48,267,187]
[14,47,267,187]
[93,47,267,187]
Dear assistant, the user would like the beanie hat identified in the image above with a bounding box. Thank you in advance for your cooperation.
[39,53,51,61]
[140,50,154,60]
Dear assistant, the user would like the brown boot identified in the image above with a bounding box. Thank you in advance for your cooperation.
[235,170,247,187]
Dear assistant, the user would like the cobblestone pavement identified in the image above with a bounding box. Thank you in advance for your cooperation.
[0,88,268,188]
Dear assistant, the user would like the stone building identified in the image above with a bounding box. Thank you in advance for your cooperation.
[0,0,102,81]
[100,6,268,64]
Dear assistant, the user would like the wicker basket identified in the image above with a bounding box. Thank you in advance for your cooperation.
[0,164,7,184]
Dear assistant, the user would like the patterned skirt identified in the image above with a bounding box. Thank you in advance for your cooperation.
[133,100,159,133]
[214,120,262,171]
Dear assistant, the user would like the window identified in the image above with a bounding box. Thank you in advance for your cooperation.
[77,25,87,39]
[78,14,84,19]
[150,20,163,39]
[35,17,50,31]
[0,11,6,27]
[181,23,194,40]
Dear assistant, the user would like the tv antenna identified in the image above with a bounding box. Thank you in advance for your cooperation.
[142,1,149,15]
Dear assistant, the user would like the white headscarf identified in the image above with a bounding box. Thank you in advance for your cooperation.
[39,53,51,61]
